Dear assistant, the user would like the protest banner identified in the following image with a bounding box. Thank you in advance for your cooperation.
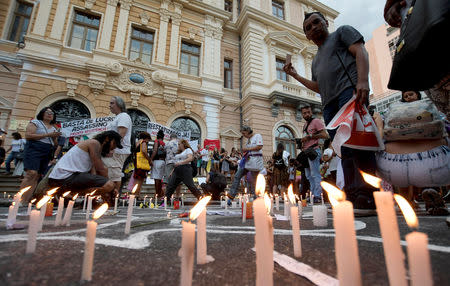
[326,96,384,157]
[146,122,191,140]
[60,117,115,138]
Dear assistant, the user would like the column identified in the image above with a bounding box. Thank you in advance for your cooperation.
[202,29,213,76]
[168,3,183,66]
[32,0,53,36]
[156,9,170,64]
[304,54,313,80]
[50,0,70,40]
[212,20,223,77]
[98,0,118,50]
[113,0,132,54]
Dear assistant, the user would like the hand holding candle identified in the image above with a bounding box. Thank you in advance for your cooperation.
[81,203,108,282]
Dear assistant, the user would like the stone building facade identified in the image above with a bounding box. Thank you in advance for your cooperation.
[0,0,337,157]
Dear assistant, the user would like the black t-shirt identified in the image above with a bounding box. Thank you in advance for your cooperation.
[273,153,285,170]
[0,147,5,159]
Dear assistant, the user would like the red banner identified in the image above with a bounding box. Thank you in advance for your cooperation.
[203,139,220,151]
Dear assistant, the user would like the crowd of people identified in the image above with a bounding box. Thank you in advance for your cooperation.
[0,3,448,217]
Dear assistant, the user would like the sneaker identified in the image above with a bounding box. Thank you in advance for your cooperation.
[422,188,448,215]
[227,199,232,207]
[353,195,377,216]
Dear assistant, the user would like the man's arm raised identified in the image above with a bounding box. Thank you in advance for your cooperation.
[283,63,320,93]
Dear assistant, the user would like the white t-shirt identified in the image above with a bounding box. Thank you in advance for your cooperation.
[11,139,26,152]
[175,148,193,165]
[200,148,209,161]
[246,133,263,156]
[108,112,132,154]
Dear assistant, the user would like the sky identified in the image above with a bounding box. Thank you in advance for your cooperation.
[318,0,387,41]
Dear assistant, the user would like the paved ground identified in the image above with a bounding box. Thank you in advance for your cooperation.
[0,201,449,286]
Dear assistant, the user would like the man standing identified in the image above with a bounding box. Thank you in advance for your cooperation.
[103,96,132,194]
[300,106,329,203]
[284,12,377,209]
[199,145,210,176]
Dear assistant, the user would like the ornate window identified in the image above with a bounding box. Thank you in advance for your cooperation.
[272,1,284,20]
[224,0,232,12]
[180,42,200,76]
[276,58,288,82]
[129,27,154,64]
[224,59,233,89]
[170,117,201,143]
[8,1,33,42]
[127,109,151,139]
[68,10,100,52]
[50,99,91,123]
[275,125,296,157]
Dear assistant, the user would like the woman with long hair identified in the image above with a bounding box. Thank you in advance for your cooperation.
[21,107,61,202]
[4,132,26,175]
[272,143,289,195]
[150,129,166,198]
[164,139,202,201]
[133,132,151,199]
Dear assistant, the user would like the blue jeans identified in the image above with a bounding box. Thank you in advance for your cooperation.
[5,151,20,173]
[323,87,377,202]
[228,167,259,199]
[304,148,322,198]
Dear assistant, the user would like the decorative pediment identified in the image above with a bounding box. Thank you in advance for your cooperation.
[220,127,241,138]
[265,31,306,52]
[108,65,163,97]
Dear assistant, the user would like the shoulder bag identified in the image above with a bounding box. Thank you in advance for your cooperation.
[136,142,151,171]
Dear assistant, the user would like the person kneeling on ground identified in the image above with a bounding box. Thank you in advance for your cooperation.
[47,130,123,204]
[201,167,227,200]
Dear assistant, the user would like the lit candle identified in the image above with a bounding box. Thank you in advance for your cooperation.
[125,184,138,234]
[171,195,174,207]
[225,192,228,210]
[361,172,407,286]
[253,174,273,286]
[63,194,78,226]
[113,195,118,212]
[27,198,36,215]
[55,191,70,226]
[287,185,301,258]
[394,194,433,286]
[195,196,212,264]
[81,203,108,282]
[164,197,167,211]
[231,201,237,209]
[85,190,96,220]
[122,195,125,207]
[242,193,247,223]
[7,186,32,227]
[82,195,87,211]
[26,210,40,254]
[275,194,280,211]
[155,194,158,209]
[6,204,15,227]
[38,188,58,231]
[321,182,362,286]
[181,194,184,207]
[312,204,327,227]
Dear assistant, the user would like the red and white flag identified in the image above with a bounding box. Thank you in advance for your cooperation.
[326,96,384,157]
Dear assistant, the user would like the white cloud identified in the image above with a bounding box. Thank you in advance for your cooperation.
[318,0,387,41]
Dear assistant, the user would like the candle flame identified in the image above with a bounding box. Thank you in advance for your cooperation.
[255,174,266,197]
[31,198,36,203]
[189,196,211,220]
[264,193,271,214]
[36,196,51,209]
[244,188,247,194]
[394,194,418,229]
[90,190,97,196]
[320,181,346,207]
[47,187,59,196]
[287,184,296,205]
[92,203,108,220]
[72,194,79,200]
[131,184,138,194]
[62,191,71,198]
[360,171,382,189]
[18,186,32,196]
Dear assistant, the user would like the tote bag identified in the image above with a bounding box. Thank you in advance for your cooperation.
[136,142,150,171]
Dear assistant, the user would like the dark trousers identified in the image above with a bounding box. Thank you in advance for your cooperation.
[165,165,202,200]
[323,88,378,202]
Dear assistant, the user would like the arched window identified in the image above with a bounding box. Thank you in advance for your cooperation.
[50,99,91,123]
[275,125,296,157]
[127,109,150,138]
[170,117,201,142]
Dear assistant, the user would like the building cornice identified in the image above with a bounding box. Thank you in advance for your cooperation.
[305,0,339,19]
[182,0,232,22]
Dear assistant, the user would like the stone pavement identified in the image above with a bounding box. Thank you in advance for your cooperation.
[0,202,449,286]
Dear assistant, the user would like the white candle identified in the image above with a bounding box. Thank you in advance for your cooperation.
[134,197,137,208]
[3,192,5,198]
[63,200,75,226]
[333,201,362,285]
[180,221,195,286]
[164,197,167,210]
[114,196,118,212]
[26,210,40,254]
[27,203,32,215]
[12,194,21,217]
[196,209,208,264]
[82,195,87,211]
[406,232,433,286]
[242,195,247,223]
[181,194,184,207]
[374,192,407,286]
[290,206,301,258]
[122,196,125,207]
[54,198,64,226]
[253,197,273,286]
[125,194,135,234]
[275,195,280,211]
[312,205,327,227]
[86,196,93,220]
[38,203,47,231]
[81,203,108,282]
[6,204,15,227]
[231,201,237,209]
[155,195,158,209]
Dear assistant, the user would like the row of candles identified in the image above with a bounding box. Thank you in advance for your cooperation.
[7,171,432,285]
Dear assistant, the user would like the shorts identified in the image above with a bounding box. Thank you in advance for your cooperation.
[164,163,175,184]
[201,160,208,169]
[151,159,165,180]
[23,140,53,175]
[49,172,108,192]
[102,153,129,182]
[376,145,450,187]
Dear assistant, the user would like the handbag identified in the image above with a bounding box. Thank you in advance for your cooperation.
[244,154,264,172]
[136,142,150,171]
[388,0,450,90]
[16,140,25,160]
